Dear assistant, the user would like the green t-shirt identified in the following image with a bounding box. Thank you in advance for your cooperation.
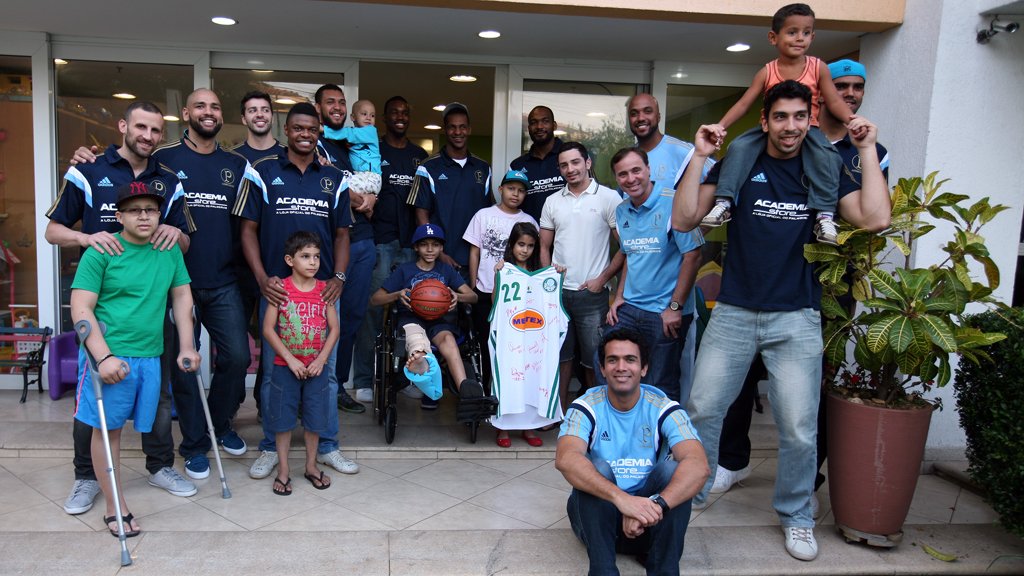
[71,234,191,357]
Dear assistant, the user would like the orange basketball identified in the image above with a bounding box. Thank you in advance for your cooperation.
[409,279,451,321]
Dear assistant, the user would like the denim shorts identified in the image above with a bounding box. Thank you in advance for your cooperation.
[263,364,332,435]
[560,288,609,368]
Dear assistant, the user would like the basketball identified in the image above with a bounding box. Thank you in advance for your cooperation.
[409,279,452,321]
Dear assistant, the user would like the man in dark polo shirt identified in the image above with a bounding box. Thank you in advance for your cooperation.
[510,105,564,221]
[47,101,197,515]
[151,88,256,480]
[238,102,359,481]
[351,95,428,403]
[314,83,370,415]
[407,102,493,274]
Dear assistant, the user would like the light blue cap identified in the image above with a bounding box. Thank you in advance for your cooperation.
[828,59,866,81]
[501,169,529,186]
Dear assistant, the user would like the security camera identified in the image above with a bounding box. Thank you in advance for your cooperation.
[978,17,1020,44]
[994,21,1020,34]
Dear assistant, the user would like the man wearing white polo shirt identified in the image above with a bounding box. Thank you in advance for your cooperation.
[540,141,622,412]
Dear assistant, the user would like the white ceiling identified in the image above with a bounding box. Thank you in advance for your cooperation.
[3,0,864,65]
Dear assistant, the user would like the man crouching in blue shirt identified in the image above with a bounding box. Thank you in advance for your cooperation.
[556,328,709,576]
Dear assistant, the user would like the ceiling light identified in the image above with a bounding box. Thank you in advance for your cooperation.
[275,98,297,105]
[726,43,750,52]
[586,112,606,118]
[163,115,180,122]
[449,74,477,83]
[478,30,501,39]
[247,60,264,65]
[251,69,274,74]
[113,92,136,100]
[672,72,689,79]
[425,124,442,130]
[432,104,446,111]
[211,16,237,26]
[553,129,567,136]
[53,58,68,65]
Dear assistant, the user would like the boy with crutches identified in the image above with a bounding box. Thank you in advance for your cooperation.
[71,182,199,540]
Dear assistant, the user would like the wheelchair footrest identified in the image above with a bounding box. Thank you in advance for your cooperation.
[455,395,498,423]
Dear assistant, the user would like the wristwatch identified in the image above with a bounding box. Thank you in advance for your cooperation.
[649,493,670,513]
[668,300,681,311]
[334,271,347,282]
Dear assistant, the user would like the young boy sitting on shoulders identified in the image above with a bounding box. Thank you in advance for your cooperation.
[262,231,340,495]
[370,224,481,410]
[71,182,200,538]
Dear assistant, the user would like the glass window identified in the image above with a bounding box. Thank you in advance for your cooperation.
[521,80,641,187]
[665,84,757,154]
[210,69,345,149]
[53,60,193,330]
[0,56,37,343]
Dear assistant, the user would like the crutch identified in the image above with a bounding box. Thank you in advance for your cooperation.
[74,320,132,567]
[172,307,231,498]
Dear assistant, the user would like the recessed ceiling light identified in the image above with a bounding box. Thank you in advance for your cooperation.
[672,72,689,79]
[163,115,180,122]
[113,92,136,100]
[275,98,297,105]
[53,58,68,65]
[211,16,237,26]
[478,30,501,39]
[726,43,750,52]
[586,112,607,118]
[425,124,442,130]
[432,104,446,112]
[247,60,264,65]
[553,129,567,136]
[251,69,274,74]
[449,74,477,83]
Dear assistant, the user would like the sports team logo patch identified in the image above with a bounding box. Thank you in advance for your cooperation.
[542,278,557,293]
[220,168,234,185]
[151,180,165,192]
[510,309,545,331]
[320,177,335,192]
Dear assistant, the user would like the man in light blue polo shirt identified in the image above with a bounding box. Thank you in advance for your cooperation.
[604,147,702,403]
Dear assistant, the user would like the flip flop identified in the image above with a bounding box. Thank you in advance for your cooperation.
[105,513,141,538]
[272,476,292,496]
[304,470,331,490]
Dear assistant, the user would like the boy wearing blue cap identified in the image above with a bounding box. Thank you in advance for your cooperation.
[700,3,873,246]
[463,169,540,390]
[370,224,481,409]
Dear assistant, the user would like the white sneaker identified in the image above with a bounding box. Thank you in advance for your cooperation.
[783,526,818,561]
[810,494,821,519]
[354,388,373,403]
[249,450,279,479]
[399,385,424,399]
[148,467,198,497]
[814,217,839,245]
[63,479,101,514]
[701,202,732,227]
[709,465,751,493]
[316,450,360,474]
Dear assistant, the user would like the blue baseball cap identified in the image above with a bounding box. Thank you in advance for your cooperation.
[411,223,445,245]
[828,59,866,82]
[500,169,529,187]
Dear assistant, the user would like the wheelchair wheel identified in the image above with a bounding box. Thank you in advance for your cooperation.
[384,404,397,444]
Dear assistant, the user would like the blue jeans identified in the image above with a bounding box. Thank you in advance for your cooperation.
[567,457,691,576]
[258,297,341,454]
[686,302,821,527]
[595,303,692,403]
[171,283,251,458]
[336,238,376,387]
[352,241,413,390]
[678,320,697,406]
[560,288,609,369]
[715,126,840,212]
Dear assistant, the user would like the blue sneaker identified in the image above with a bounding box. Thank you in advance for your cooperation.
[218,430,247,456]
[184,454,210,479]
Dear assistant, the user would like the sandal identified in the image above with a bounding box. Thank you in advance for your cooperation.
[105,512,141,538]
[304,470,331,490]
[272,476,292,496]
[522,431,544,447]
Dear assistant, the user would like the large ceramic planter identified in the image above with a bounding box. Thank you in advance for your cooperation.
[826,392,935,547]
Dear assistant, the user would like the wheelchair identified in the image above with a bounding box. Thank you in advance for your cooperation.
[372,301,497,444]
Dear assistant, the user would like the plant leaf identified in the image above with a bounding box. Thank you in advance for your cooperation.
[867,315,900,353]
[804,243,841,263]
[867,269,906,303]
[920,314,957,352]
[889,316,915,353]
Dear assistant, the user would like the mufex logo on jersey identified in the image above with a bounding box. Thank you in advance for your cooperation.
[509,308,545,332]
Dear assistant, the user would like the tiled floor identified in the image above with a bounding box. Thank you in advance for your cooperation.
[1,389,1021,575]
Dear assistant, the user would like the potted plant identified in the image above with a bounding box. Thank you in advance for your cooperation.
[804,171,1008,547]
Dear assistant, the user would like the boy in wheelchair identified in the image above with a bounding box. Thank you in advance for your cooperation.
[370,224,491,414]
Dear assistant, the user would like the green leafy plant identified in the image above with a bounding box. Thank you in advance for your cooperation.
[955,308,1024,538]
[805,172,1008,408]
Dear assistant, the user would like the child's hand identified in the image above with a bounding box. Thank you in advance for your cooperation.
[286,356,307,379]
[98,356,129,385]
[306,357,326,378]
[554,264,567,274]
[695,125,724,155]
[177,348,201,374]
[399,289,412,309]
[448,288,458,311]
[494,260,505,271]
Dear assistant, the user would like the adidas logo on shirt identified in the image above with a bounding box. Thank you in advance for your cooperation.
[380,160,390,167]
[177,170,188,180]
[271,177,285,185]
[750,172,768,183]
[98,177,113,187]
[600,431,611,441]
[438,174,448,180]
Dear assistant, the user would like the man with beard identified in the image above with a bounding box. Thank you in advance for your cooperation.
[510,106,564,221]
[313,83,371,417]
[48,101,198,514]
[350,96,428,403]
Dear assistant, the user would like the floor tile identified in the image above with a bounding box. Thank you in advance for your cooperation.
[0,467,49,515]
[257,501,393,531]
[465,458,548,476]
[359,458,436,477]
[0,500,93,532]
[401,459,514,499]
[334,477,461,529]
[408,501,536,530]
[137,500,245,531]
[469,477,569,528]
[194,479,328,530]
[518,460,571,492]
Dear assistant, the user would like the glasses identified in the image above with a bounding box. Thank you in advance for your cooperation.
[120,207,160,216]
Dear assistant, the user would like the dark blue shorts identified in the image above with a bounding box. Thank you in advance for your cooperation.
[264,364,331,435]
[397,311,459,341]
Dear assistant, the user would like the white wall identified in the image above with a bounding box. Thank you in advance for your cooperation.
[861,0,1024,458]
